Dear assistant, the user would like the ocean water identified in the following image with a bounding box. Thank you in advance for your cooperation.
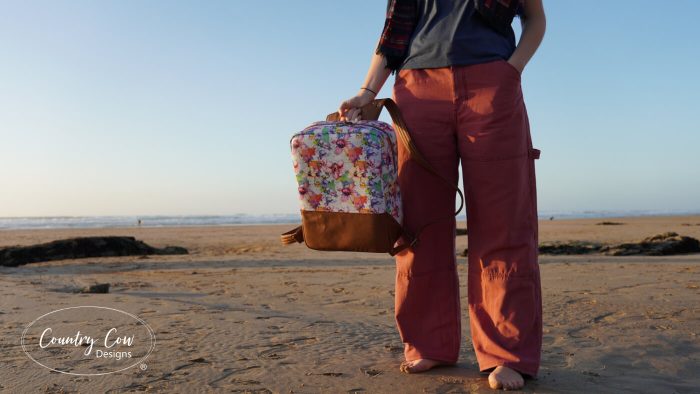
[0,209,698,230]
[0,214,301,230]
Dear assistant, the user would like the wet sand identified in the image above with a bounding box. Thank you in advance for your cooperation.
[1,215,699,393]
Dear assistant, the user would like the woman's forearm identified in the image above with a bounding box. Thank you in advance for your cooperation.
[358,47,394,99]
[337,45,395,121]
[508,0,546,72]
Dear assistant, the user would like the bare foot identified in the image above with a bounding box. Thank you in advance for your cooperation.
[399,358,447,373]
[487,366,525,390]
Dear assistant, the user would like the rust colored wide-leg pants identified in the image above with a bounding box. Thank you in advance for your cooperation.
[391,59,542,378]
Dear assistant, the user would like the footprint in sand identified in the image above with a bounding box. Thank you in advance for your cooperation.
[258,344,288,360]
[359,367,382,377]
[566,326,602,348]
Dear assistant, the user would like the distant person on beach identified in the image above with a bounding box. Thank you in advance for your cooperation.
[337,0,546,390]
[137,219,142,226]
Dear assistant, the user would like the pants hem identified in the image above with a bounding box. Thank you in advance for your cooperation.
[404,348,459,365]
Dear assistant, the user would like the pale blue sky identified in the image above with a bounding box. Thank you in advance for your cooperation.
[0,1,698,217]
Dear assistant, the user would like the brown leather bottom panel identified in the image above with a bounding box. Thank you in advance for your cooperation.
[301,210,403,253]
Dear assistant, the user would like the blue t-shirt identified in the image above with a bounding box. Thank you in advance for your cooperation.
[386,0,520,70]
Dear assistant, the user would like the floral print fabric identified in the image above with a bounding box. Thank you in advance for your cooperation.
[290,120,403,225]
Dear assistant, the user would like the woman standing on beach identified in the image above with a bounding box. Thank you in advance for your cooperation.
[337,0,546,390]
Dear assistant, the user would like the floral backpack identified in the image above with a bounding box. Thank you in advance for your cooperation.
[280,98,464,256]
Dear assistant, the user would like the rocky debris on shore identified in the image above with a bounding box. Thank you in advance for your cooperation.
[458,232,700,256]
[0,236,188,267]
[538,241,604,255]
[599,232,700,256]
[77,283,110,294]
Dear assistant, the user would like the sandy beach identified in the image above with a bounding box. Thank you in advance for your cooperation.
[1,214,699,393]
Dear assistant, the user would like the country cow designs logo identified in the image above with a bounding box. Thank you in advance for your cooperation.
[21,306,156,375]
